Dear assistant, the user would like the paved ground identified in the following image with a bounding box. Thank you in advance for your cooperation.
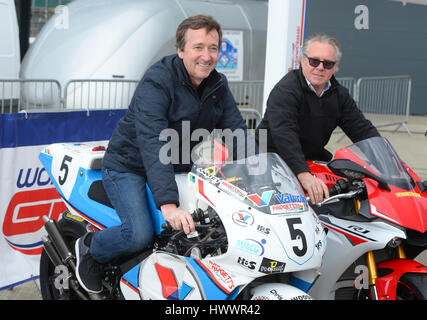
[0,116,426,300]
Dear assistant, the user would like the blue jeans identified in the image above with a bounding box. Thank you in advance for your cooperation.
[90,168,154,263]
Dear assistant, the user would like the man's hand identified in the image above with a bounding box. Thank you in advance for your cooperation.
[297,172,329,204]
[160,204,195,234]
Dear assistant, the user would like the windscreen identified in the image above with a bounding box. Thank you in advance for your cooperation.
[191,136,308,214]
[347,136,415,190]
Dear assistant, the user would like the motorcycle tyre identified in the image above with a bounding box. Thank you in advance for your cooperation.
[396,273,427,300]
[334,273,427,300]
[39,214,87,300]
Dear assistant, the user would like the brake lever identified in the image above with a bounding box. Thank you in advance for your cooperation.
[317,189,361,207]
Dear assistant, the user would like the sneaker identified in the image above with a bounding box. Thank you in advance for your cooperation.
[75,233,103,293]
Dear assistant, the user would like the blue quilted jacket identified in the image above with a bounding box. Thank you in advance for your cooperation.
[102,54,247,208]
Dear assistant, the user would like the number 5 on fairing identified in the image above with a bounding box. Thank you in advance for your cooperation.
[287,218,308,257]
[59,155,73,185]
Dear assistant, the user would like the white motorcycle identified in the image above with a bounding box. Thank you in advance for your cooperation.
[38,133,327,300]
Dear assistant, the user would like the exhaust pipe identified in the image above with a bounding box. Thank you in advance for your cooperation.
[42,216,90,299]
[42,216,75,269]
[41,235,62,267]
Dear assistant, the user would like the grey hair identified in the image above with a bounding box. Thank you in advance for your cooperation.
[301,33,342,63]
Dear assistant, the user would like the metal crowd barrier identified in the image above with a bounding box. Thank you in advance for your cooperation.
[336,77,357,98]
[238,107,262,130]
[332,75,412,141]
[355,75,411,134]
[229,81,264,116]
[64,79,139,110]
[0,79,62,114]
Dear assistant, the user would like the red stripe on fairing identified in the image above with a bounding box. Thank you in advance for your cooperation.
[63,198,105,230]
[120,279,139,294]
[322,222,368,246]
[198,179,215,207]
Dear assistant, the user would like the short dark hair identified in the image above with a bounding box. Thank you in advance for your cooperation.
[176,15,222,51]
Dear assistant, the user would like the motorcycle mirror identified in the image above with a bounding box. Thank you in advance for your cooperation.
[328,159,391,191]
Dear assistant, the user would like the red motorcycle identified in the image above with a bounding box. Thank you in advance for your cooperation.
[306,136,427,300]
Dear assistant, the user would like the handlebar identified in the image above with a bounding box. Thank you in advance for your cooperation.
[328,178,349,197]
[161,208,208,231]
[317,178,363,206]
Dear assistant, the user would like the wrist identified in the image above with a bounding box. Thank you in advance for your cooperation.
[160,203,177,214]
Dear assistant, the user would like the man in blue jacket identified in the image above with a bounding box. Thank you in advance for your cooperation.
[74,15,247,293]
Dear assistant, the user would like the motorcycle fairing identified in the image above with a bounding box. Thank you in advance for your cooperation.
[58,167,121,229]
[190,153,327,273]
[310,215,406,299]
[138,251,244,300]
[191,171,325,273]
[321,220,371,246]
[120,264,140,299]
[366,179,427,233]
[39,143,121,229]
[307,160,342,190]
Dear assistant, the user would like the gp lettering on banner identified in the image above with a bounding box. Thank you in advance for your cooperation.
[2,188,66,255]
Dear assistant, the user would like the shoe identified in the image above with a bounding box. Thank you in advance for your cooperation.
[75,233,103,293]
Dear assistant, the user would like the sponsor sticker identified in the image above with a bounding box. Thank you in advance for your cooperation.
[232,211,254,227]
[235,238,266,256]
[218,180,247,199]
[258,257,286,274]
[270,202,305,214]
[200,260,235,293]
[396,192,420,198]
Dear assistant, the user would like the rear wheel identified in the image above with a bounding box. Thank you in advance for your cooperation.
[39,213,87,300]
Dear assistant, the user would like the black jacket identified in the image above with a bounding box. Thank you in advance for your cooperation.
[103,54,247,208]
[255,68,379,175]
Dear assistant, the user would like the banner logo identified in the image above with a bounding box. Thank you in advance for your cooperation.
[2,188,66,255]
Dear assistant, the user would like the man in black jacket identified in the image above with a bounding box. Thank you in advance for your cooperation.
[74,15,247,293]
[256,33,379,205]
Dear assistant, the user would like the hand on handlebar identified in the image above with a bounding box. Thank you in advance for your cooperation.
[160,204,195,235]
[297,172,329,204]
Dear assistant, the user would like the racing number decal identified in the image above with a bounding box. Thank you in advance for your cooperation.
[58,155,73,185]
[286,218,307,257]
[52,152,78,200]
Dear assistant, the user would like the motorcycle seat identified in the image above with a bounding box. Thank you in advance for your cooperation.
[88,179,114,208]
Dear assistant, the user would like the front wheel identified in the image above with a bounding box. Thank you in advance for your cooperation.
[333,273,427,300]
[39,213,87,300]
[396,273,427,300]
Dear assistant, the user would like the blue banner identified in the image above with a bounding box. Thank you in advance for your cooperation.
[0,109,126,148]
